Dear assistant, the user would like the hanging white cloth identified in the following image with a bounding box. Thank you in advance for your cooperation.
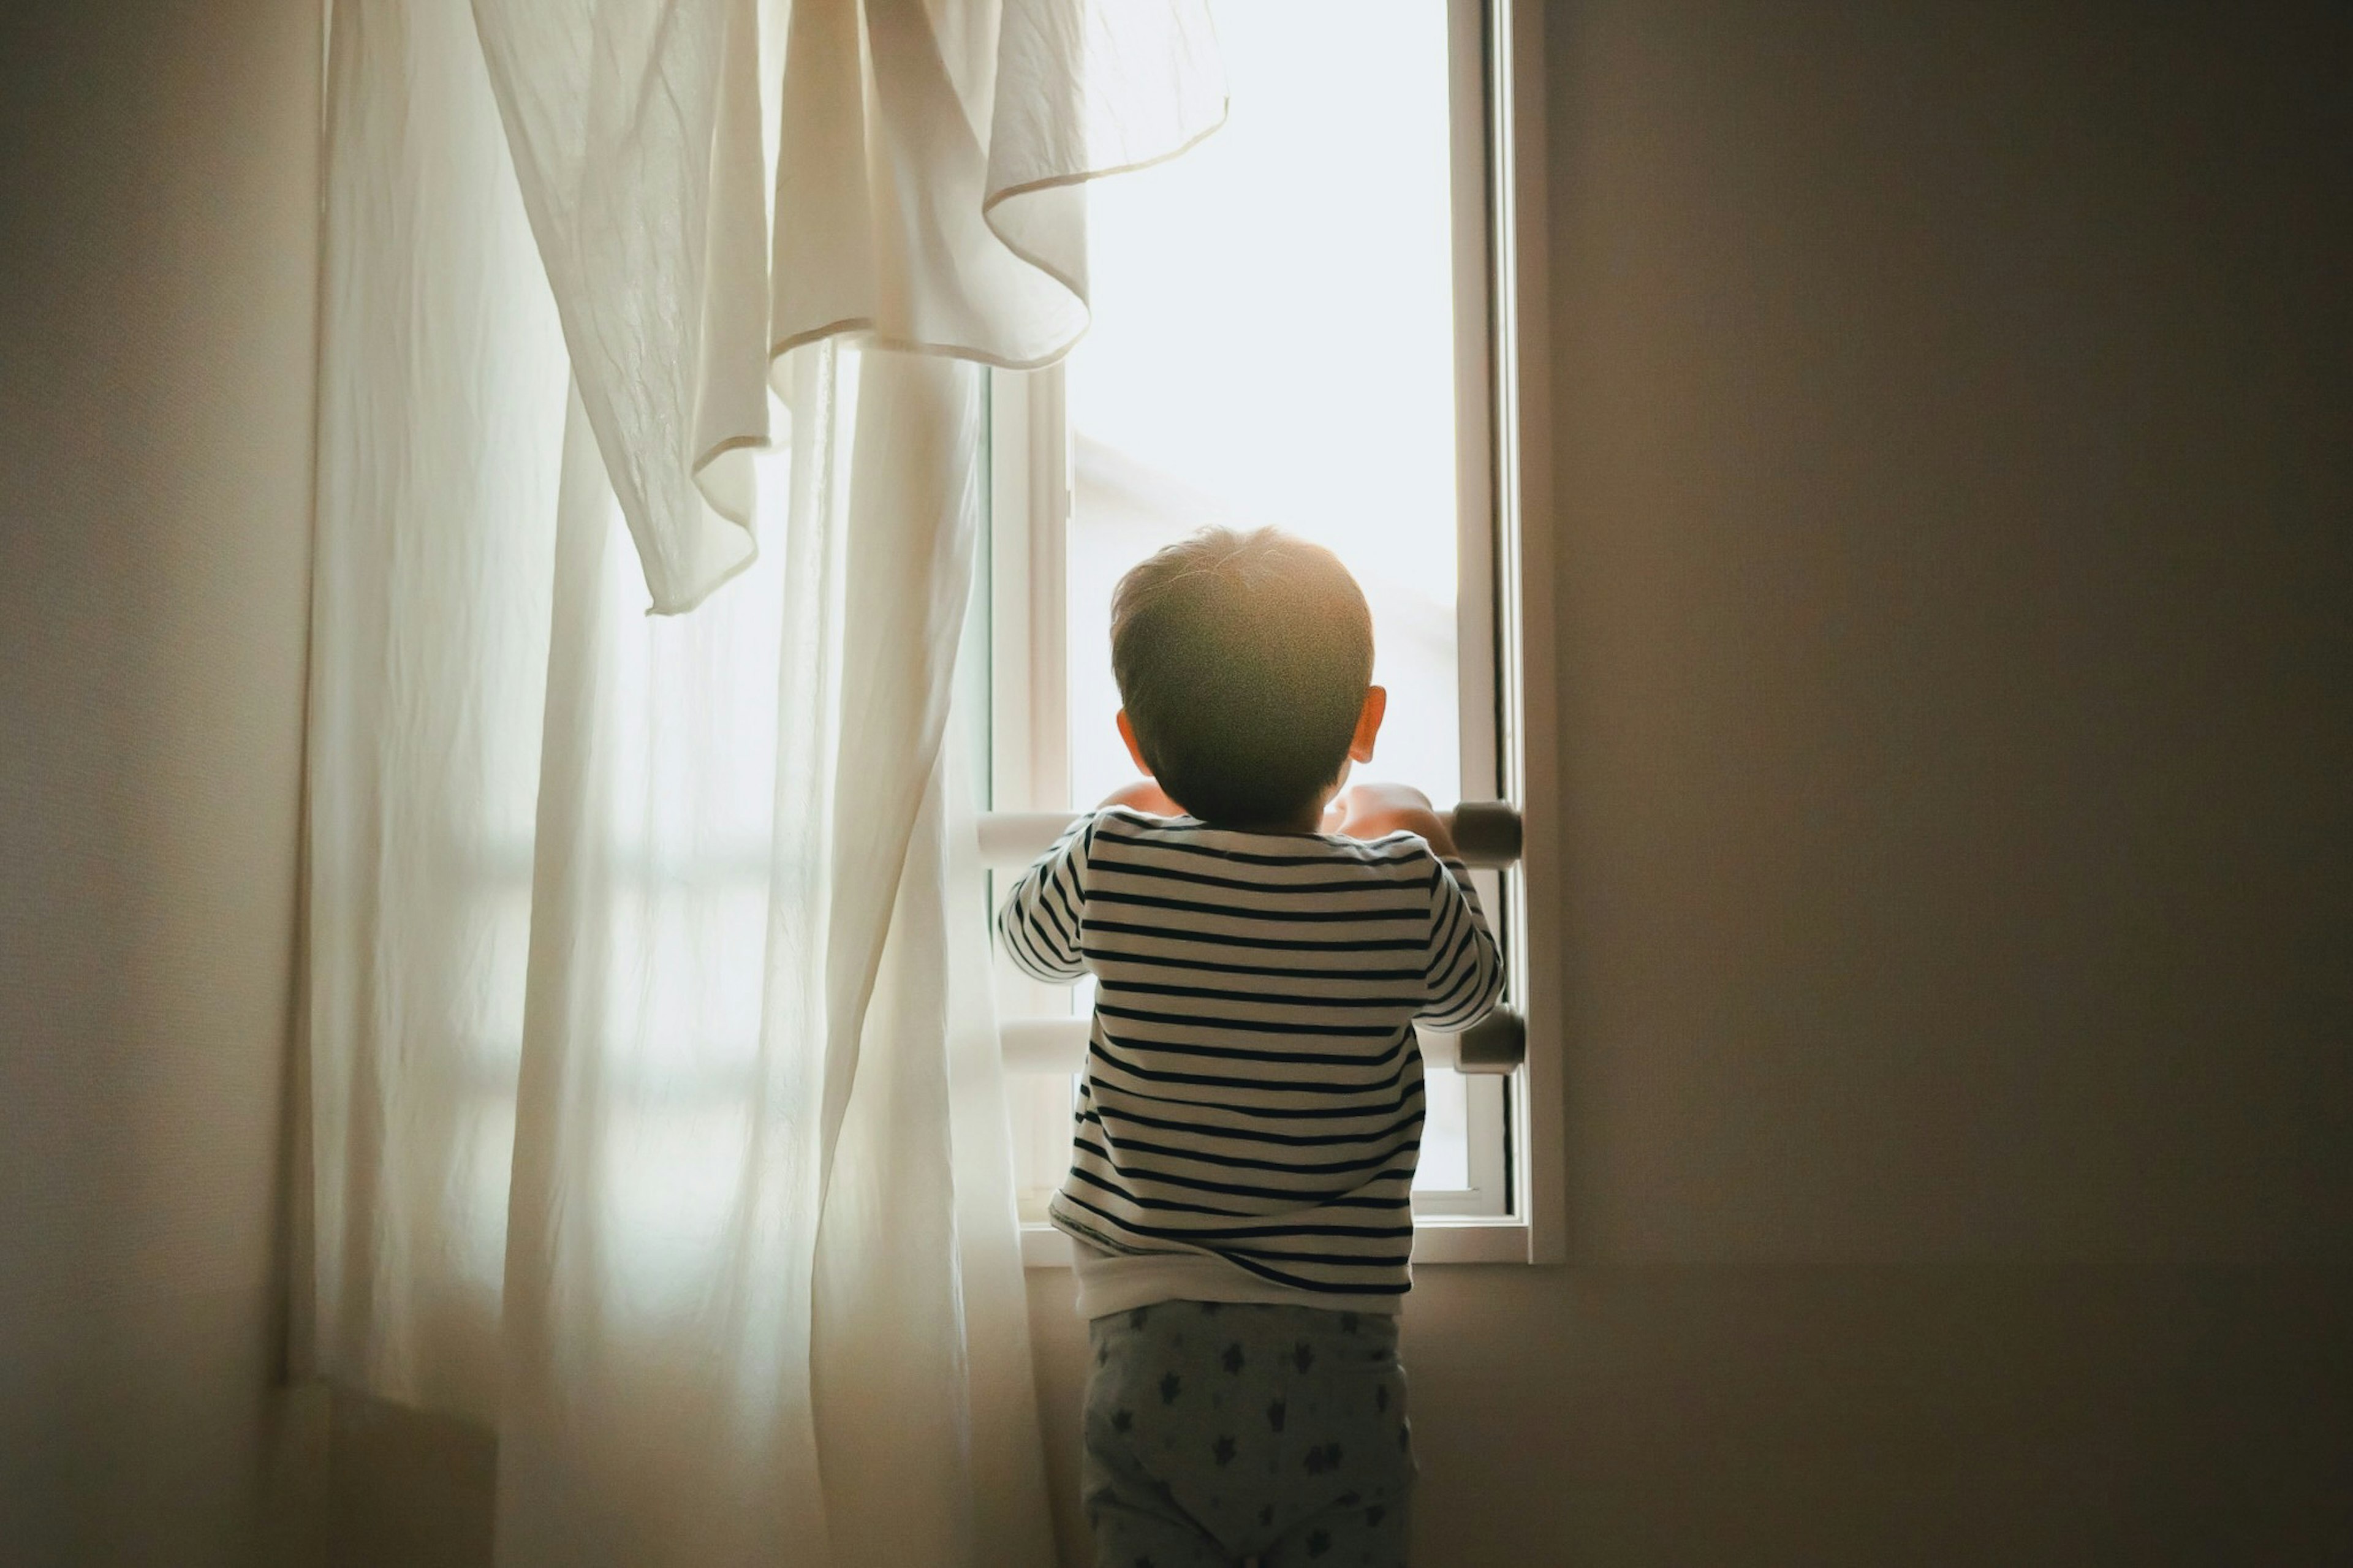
[769,0,1225,367]
[303,0,570,1420]
[490,355,1034,1567]
[304,0,1222,1563]
[468,0,771,613]
[470,0,1225,615]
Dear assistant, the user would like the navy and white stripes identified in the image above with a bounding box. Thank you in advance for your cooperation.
[997,807,1504,1298]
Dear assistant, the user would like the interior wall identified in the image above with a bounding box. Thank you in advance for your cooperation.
[1029,1,2352,1562]
[0,2,327,1564]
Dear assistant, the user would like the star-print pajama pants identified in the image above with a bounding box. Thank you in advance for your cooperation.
[1081,1300,1415,1568]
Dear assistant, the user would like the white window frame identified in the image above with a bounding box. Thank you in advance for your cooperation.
[985,0,1561,1268]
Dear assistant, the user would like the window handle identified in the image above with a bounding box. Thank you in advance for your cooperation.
[998,1008,1525,1076]
[976,802,1523,870]
[1445,800,1522,866]
[1447,1006,1526,1074]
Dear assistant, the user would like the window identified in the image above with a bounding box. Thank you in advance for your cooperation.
[974,0,1560,1265]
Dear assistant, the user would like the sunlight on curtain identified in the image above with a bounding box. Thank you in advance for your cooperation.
[491,355,1038,1566]
[303,0,567,1418]
[307,1,1222,1562]
[471,0,1226,614]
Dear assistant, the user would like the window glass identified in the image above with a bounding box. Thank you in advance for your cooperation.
[1064,0,1463,812]
[1061,1,1477,1195]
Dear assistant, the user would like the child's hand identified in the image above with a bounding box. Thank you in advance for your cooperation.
[1333,783,1458,857]
[1101,779,1185,817]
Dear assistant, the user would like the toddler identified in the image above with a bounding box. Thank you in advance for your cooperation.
[998,526,1504,1568]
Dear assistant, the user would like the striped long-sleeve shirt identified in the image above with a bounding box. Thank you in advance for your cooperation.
[996,806,1505,1303]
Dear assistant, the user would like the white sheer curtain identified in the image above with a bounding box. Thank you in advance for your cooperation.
[301,2,1222,1563]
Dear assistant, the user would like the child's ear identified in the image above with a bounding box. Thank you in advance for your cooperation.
[1116,709,1154,776]
[1348,686,1387,765]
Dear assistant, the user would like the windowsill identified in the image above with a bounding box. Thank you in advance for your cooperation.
[1019,1218,1534,1270]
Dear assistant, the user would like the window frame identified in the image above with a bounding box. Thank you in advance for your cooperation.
[987,0,1561,1268]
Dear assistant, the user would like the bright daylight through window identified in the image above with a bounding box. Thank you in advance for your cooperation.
[980,0,1520,1232]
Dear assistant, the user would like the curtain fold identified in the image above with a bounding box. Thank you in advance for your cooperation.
[304,0,568,1422]
[469,0,771,614]
[771,0,1225,373]
[307,1,1222,1562]
[474,0,1226,613]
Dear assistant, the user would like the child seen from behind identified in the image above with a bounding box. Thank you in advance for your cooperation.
[998,526,1505,1568]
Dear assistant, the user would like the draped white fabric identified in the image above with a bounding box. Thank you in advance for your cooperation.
[471,0,1224,615]
[770,0,1225,368]
[305,0,569,1417]
[469,0,772,613]
[304,0,1222,1562]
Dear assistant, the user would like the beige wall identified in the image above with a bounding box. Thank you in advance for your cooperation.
[1026,2,2353,1562]
[0,2,326,1563]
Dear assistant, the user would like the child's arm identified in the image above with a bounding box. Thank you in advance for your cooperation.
[1333,782,1460,858]
[1333,784,1502,1026]
[996,817,1093,983]
[1420,857,1505,1030]
[997,782,1175,981]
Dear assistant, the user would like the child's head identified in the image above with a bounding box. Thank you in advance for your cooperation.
[1110,526,1381,828]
